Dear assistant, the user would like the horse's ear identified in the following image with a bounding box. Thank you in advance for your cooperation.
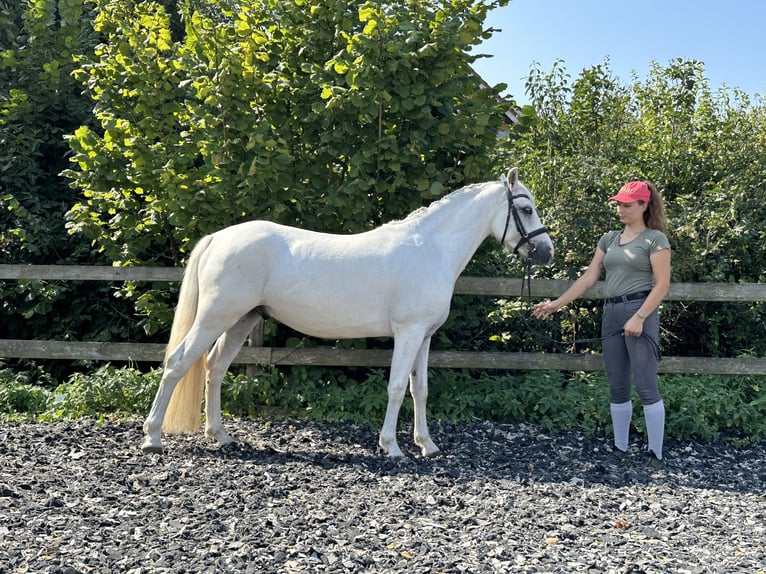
[506,167,519,187]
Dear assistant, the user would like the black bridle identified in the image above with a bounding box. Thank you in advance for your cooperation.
[499,173,550,257]
[498,174,624,348]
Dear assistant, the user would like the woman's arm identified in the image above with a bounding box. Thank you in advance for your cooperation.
[532,248,605,319]
[623,247,671,337]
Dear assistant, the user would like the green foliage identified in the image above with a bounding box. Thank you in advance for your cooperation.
[222,366,306,417]
[0,367,54,415]
[43,364,161,419]
[222,366,392,423]
[62,0,509,333]
[662,374,766,444]
[425,369,611,434]
[3,364,765,445]
[494,57,766,358]
[0,0,96,263]
[0,0,148,376]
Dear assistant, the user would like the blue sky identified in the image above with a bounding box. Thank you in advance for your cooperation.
[471,0,766,105]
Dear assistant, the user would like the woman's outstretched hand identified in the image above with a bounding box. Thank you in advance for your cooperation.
[532,300,560,319]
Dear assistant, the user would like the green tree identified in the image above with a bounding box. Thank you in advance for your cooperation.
[631,60,766,357]
[495,58,766,358]
[65,0,509,263]
[63,0,510,334]
[0,0,94,263]
[0,0,147,357]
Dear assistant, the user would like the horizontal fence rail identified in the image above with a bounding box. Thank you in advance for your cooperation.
[4,264,766,301]
[2,265,766,375]
[2,339,766,376]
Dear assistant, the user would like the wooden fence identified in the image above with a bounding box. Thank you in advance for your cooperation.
[2,264,766,375]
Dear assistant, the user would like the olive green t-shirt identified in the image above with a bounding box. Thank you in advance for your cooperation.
[597,229,670,298]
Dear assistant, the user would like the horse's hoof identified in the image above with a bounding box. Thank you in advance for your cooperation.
[378,443,404,459]
[206,429,233,447]
[417,438,441,458]
[219,440,239,452]
[141,441,163,455]
[384,449,408,460]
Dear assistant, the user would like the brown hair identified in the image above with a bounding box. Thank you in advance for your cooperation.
[641,181,667,232]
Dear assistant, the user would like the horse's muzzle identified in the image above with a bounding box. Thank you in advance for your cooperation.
[525,240,554,266]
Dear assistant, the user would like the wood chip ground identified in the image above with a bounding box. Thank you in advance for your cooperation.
[1,418,764,573]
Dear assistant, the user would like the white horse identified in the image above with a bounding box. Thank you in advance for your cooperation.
[141,168,553,457]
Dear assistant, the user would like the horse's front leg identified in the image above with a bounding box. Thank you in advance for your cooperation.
[379,329,425,458]
[410,337,439,457]
[205,310,263,446]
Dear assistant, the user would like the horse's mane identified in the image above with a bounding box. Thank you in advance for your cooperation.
[382,182,486,228]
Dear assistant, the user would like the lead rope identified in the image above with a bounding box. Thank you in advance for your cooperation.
[519,258,624,348]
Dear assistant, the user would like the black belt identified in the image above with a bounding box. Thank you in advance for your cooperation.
[604,291,650,304]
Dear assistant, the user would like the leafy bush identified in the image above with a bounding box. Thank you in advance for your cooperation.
[42,365,161,420]
[0,0,151,382]
[0,367,53,415]
[662,374,766,444]
[497,58,766,359]
[4,365,764,445]
[63,0,509,336]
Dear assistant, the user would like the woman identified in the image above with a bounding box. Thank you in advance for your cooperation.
[533,181,671,467]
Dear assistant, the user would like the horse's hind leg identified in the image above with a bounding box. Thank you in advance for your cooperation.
[142,331,218,453]
[205,310,263,446]
[409,337,439,457]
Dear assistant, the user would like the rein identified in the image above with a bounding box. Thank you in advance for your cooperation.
[518,258,625,348]
[499,173,621,348]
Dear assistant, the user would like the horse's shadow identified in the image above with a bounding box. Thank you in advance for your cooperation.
[186,433,646,490]
[180,426,766,496]
[192,437,428,473]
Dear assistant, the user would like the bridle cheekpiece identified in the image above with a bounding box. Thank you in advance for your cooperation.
[499,172,549,258]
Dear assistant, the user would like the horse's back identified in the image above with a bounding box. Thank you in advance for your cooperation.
[206,218,427,270]
[195,219,454,339]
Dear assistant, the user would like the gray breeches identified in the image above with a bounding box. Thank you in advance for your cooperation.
[601,298,662,405]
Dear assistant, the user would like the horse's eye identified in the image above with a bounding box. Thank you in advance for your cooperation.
[523,207,534,216]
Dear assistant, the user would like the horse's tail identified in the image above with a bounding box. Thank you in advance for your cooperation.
[162,235,214,434]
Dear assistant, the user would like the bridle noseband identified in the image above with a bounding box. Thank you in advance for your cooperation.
[497,175,624,351]
[499,173,549,257]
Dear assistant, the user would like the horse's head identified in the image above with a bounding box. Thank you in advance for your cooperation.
[493,167,554,265]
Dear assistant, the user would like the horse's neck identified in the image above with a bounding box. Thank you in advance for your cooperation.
[418,183,501,277]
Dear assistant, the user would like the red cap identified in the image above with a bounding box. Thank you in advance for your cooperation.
[609,181,650,203]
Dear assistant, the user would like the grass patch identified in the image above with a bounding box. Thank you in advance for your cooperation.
[1,364,764,445]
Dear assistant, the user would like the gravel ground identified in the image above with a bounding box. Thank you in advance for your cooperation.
[1,417,765,573]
